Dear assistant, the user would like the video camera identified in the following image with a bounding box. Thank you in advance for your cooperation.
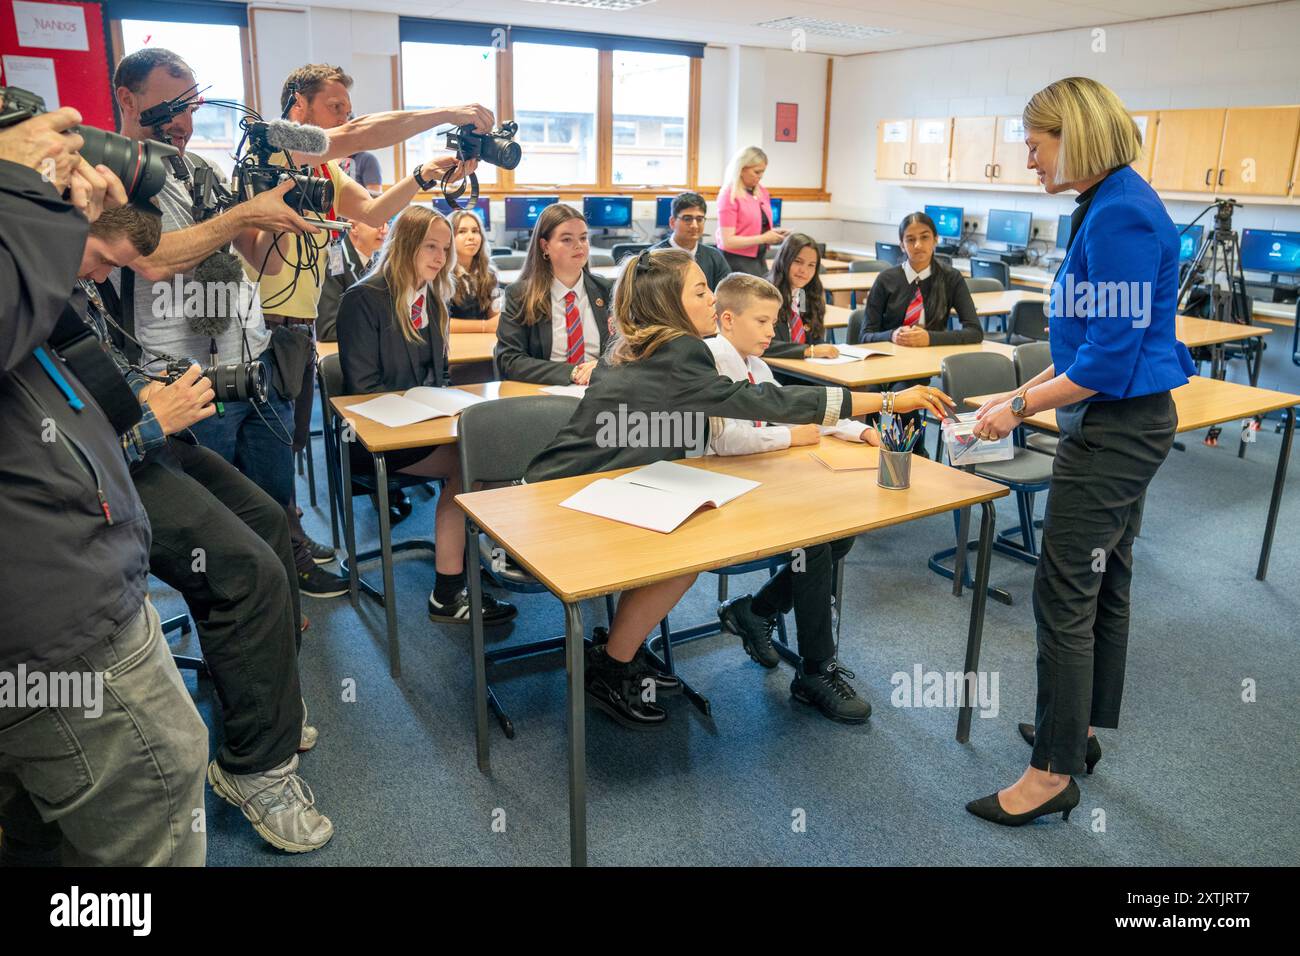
[438,120,521,207]
[163,357,268,407]
[0,86,175,205]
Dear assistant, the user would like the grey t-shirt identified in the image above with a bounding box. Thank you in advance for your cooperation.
[112,152,271,369]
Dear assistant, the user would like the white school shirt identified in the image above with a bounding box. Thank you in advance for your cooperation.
[668,235,699,260]
[548,275,600,363]
[902,261,932,283]
[704,335,870,456]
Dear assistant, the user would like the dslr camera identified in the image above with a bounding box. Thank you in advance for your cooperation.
[437,120,521,206]
[164,358,268,408]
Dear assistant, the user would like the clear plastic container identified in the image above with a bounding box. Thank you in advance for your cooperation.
[942,413,1014,466]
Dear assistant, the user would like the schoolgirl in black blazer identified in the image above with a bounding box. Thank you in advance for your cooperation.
[763,232,839,360]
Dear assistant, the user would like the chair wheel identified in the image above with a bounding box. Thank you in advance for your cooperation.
[502,718,516,739]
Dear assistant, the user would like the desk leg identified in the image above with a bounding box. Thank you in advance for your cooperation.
[468,525,490,773]
[565,601,587,867]
[953,506,971,597]
[341,425,359,608]
[957,500,996,743]
[1257,407,1295,581]
[374,452,401,679]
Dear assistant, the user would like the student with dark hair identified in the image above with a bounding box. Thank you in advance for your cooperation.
[764,232,839,359]
[649,192,731,290]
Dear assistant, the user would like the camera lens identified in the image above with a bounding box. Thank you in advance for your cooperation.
[77,125,176,203]
[489,138,522,171]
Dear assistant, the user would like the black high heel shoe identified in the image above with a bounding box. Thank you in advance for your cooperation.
[1018,723,1102,774]
[966,777,1079,827]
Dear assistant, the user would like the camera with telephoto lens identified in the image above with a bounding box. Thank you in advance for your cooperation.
[443,120,521,171]
[165,358,268,405]
[0,86,176,204]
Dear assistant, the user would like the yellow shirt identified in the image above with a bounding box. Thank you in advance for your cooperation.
[250,157,350,320]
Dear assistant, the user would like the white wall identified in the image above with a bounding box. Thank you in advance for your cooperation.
[827,0,1300,249]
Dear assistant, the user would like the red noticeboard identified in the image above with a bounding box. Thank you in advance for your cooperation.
[775,102,798,143]
[1,0,115,130]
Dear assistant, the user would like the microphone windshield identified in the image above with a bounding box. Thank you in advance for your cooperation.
[262,119,330,156]
[185,251,245,338]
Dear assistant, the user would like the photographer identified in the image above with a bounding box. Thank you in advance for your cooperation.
[78,205,334,854]
[258,64,484,593]
[0,108,208,866]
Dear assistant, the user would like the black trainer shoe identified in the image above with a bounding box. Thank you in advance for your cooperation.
[427,589,518,625]
[790,659,871,723]
[591,626,682,695]
[585,645,668,729]
[305,537,337,565]
[297,565,349,599]
[718,595,780,669]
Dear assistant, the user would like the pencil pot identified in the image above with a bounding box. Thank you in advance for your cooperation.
[877,449,912,490]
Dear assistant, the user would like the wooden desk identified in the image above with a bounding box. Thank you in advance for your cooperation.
[820,272,878,294]
[967,376,1298,580]
[820,293,1041,340]
[318,334,497,366]
[329,381,551,675]
[317,340,338,360]
[455,445,1010,865]
[765,340,1017,389]
[1252,300,1294,327]
[1175,316,1271,349]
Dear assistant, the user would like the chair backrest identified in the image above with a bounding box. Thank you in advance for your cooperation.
[875,242,904,266]
[848,258,888,274]
[493,254,525,270]
[319,352,343,405]
[459,396,581,489]
[933,252,953,269]
[611,242,651,263]
[588,253,615,267]
[970,257,1009,289]
[1008,299,1049,341]
[490,247,514,257]
[964,276,1004,295]
[1013,342,1052,385]
[939,352,1017,408]
[847,307,866,345]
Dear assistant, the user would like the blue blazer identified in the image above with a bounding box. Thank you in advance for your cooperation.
[1049,165,1195,401]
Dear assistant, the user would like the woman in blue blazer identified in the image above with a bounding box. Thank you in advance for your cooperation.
[965,78,1196,826]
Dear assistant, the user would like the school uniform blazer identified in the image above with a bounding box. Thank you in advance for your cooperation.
[763,300,831,360]
[859,261,982,346]
[1048,164,1195,401]
[524,334,852,483]
[337,273,450,395]
[495,270,614,385]
[648,237,732,291]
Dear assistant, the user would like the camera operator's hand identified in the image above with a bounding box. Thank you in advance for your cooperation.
[444,104,495,133]
[67,161,127,222]
[422,154,479,185]
[239,179,321,236]
[142,364,216,435]
[0,107,84,186]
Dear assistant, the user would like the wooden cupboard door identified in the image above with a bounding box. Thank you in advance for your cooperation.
[1218,107,1300,196]
[991,115,1038,185]
[876,120,912,180]
[1130,112,1157,180]
[950,116,996,183]
[911,118,952,180]
[1150,109,1226,192]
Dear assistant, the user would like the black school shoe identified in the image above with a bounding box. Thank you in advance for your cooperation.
[585,644,668,729]
[591,626,682,695]
[305,537,337,565]
[427,589,518,625]
[718,595,780,669]
[298,565,350,599]
[790,659,872,724]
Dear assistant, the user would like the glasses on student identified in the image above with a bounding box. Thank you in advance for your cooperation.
[677,215,706,225]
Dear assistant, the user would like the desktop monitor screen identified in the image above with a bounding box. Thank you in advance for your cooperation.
[1241,228,1300,275]
[1173,224,1203,263]
[925,205,963,240]
[986,209,1031,248]
[769,197,783,228]
[583,196,633,229]
[875,241,904,266]
[655,196,675,228]
[1055,214,1072,251]
[504,196,558,231]
[433,196,491,230]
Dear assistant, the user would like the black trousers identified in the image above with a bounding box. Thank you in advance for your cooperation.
[723,251,768,276]
[1030,392,1176,775]
[753,537,856,665]
[272,319,320,573]
[132,439,304,775]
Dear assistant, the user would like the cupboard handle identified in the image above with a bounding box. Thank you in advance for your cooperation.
[993,163,1001,178]
[910,162,917,175]
[1218,168,1225,186]
[984,163,992,178]
[1205,168,1213,186]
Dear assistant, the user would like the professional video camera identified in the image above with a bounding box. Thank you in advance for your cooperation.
[437,120,521,206]
[162,356,268,406]
[0,86,175,204]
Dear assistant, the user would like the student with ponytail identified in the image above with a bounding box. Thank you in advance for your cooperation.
[525,249,954,730]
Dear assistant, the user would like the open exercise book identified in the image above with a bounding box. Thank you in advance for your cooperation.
[805,344,891,365]
[560,460,760,534]
[346,387,484,428]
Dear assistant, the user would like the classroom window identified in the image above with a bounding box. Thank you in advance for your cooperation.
[611,50,689,186]
[118,20,245,176]
[512,42,598,185]
[401,41,498,184]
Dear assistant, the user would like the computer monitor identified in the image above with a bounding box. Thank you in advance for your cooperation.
[583,196,633,230]
[432,196,491,230]
[1055,214,1072,251]
[986,209,1031,248]
[1241,228,1300,276]
[925,205,963,240]
[654,196,675,229]
[875,241,904,266]
[504,196,558,231]
[1173,224,1203,263]
[769,197,783,228]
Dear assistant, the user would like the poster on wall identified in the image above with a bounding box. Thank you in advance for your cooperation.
[2,54,60,106]
[0,0,114,128]
[916,119,945,144]
[1002,117,1026,143]
[12,0,87,51]
[775,102,798,143]
[881,120,908,143]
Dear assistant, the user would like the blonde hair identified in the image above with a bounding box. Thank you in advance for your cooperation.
[715,272,782,321]
[517,203,588,327]
[1023,76,1141,184]
[375,205,453,345]
[609,249,699,365]
[724,145,769,197]
[449,208,497,316]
